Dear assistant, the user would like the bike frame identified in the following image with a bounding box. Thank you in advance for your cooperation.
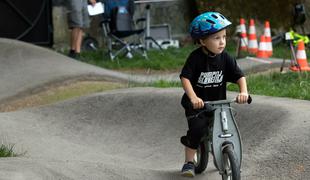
[205,99,242,174]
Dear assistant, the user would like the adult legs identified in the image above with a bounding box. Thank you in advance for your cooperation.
[67,0,89,59]
[70,27,83,54]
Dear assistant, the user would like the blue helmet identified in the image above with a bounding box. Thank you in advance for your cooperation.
[190,12,232,39]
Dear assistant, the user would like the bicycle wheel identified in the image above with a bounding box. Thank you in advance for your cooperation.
[221,145,240,180]
[82,36,98,51]
[194,140,209,174]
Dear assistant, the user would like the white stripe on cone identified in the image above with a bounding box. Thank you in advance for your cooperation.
[296,49,307,59]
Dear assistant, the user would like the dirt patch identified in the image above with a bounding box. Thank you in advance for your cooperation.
[0,81,126,112]
[0,68,180,113]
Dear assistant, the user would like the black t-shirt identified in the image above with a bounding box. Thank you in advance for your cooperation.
[180,47,244,109]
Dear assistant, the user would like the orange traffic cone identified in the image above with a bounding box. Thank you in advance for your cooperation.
[264,21,273,57]
[248,19,258,54]
[239,18,248,51]
[290,41,310,71]
[256,35,269,58]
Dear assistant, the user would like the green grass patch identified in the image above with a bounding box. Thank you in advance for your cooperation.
[272,43,292,59]
[78,41,309,71]
[80,45,195,71]
[145,71,310,100]
[0,144,19,157]
[227,71,310,100]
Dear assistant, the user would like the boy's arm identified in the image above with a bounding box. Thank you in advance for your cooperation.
[181,77,204,109]
[236,77,249,104]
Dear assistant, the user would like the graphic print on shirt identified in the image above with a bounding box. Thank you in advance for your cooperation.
[197,71,223,88]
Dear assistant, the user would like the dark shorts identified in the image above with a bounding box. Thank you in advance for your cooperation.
[67,0,90,29]
[182,108,213,149]
[181,96,214,149]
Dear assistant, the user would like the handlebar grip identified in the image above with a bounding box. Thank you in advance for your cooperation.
[247,95,252,104]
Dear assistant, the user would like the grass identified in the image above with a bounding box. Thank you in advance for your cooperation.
[227,71,310,100]
[78,40,309,71]
[139,71,310,100]
[0,144,19,157]
[143,71,310,100]
[79,45,195,71]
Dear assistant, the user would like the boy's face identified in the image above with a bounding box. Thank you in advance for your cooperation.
[199,29,226,55]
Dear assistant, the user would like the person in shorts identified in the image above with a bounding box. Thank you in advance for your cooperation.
[67,0,96,59]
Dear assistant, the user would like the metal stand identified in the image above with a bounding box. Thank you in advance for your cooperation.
[280,40,301,72]
[144,4,162,50]
[134,0,176,50]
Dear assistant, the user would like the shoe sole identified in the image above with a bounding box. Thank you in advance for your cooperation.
[181,170,195,177]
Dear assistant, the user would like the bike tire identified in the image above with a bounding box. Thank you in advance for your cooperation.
[194,141,209,174]
[82,36,98,51]
[221,145,241,180]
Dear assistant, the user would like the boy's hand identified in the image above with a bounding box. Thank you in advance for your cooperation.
[236,92,248,104]
[190,97,204,109]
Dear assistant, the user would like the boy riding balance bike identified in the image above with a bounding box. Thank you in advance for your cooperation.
[179,12,250,179]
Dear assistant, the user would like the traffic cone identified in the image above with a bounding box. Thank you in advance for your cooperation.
[290,41,310,71]
[264,21,273,57]
[239,18,248,51]
[248,19,258,54]
[256,35,269,58]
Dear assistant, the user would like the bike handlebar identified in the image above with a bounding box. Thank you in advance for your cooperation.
[204,95,252,106]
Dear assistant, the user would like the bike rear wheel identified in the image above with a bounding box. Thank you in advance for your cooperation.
[194,141,209,174]
[221,145,240,180]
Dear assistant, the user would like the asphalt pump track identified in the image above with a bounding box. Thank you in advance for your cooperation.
[0,38,309,180]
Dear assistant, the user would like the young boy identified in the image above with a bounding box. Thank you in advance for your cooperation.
[180,12,249,177]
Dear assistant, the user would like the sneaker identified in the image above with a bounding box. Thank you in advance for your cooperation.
[68,49,76,59]
[74,53,81,60]
[68,51,81,61]
[181,162,195,177]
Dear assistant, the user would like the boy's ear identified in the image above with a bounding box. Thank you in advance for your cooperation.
[199,39,205,46]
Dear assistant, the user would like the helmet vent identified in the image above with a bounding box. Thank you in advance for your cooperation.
[219,14,225,19]
[206,19,215,24]
[211,14,218,19]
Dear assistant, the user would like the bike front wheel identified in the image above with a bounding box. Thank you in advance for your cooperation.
[221,145,240,180]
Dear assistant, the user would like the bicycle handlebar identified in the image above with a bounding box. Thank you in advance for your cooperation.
[204,95,252,106]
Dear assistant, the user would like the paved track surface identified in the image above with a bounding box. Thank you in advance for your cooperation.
[0,38,309,179]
